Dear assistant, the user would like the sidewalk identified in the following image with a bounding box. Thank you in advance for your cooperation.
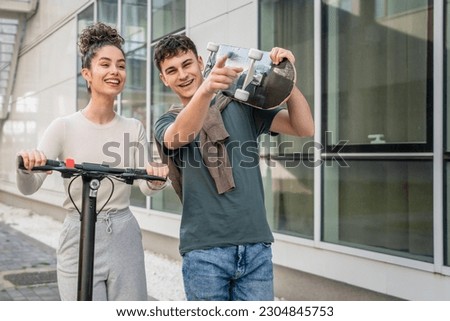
[0,203,185,301]
[0,221,60,300]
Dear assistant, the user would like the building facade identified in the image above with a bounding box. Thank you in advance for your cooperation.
[0,0,449,300]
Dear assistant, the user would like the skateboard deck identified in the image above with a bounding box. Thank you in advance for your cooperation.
[203,43,296,109]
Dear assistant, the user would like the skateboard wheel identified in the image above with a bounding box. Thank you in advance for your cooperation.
[207,42,219,52]
[248,48,263,60]
[235,89,250,101]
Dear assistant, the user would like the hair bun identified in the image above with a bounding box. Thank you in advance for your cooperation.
[78,22,124,56]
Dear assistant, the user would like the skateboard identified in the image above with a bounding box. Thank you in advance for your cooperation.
[203,43,296,109]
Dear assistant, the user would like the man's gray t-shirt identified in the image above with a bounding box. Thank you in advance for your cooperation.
[155,100,282,254]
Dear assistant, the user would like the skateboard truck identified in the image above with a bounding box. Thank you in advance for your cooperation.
[205,42,264,102]
[234,48,263,101]
[204,42,220,78]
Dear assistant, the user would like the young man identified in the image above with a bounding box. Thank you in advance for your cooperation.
[153,35,314,300]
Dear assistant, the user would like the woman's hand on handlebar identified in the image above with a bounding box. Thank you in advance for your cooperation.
[17,150,51,173]
[146,162,169,189]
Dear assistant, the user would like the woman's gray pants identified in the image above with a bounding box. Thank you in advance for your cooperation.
[56,208,147,300]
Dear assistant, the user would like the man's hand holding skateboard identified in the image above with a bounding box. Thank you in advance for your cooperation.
[269,47,295,66]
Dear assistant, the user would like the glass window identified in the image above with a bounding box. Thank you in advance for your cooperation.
[121,0,147,122]
[151,0,185,41]
[259,0,315,237]
[323,160,433,262]
[322,0,435,263]
[149,46,182,214]
[121,0,148,207]
[98,0,118,26]
[447,1,450,153]
[446,165,450,266]
[445,0,450,266]
[149,0,185,214]
[262,158,314,238]
[323,0,432,152]
[76,5,94,110]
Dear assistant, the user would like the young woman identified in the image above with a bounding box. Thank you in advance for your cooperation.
[16,22,169,300]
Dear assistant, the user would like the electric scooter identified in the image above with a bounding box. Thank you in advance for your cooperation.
[18,156,166,301]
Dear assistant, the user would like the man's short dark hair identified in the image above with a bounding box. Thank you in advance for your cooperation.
[153,34,198,72]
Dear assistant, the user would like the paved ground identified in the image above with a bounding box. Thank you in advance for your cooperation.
[0,202,185,301]
[0,222,60,300]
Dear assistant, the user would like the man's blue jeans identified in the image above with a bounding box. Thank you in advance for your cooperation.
[182,242,274,301]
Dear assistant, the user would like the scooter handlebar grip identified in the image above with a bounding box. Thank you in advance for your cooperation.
[46,159,63,167]
[17,156,62,170]
[17,155,25,170]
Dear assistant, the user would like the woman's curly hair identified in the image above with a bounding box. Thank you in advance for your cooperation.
[78,22,125,69]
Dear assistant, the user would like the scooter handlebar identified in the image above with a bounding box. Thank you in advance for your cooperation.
[17,156,166,182]
[17,155,62,171]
